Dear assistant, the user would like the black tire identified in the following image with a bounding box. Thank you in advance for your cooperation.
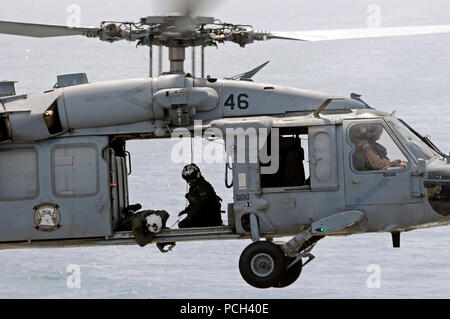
[273,257,303,288]
[239,241,287,289]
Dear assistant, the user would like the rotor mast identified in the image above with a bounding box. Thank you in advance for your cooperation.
[166,46,204,76]
[169,47,186,74]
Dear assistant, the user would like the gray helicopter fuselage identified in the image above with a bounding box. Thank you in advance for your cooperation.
[0,74,448,247]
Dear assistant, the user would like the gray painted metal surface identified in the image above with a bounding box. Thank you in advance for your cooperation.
[0,136,111,242]
[0,226,245,250]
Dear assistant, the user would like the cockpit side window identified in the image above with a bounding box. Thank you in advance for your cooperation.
[348,123,408,172]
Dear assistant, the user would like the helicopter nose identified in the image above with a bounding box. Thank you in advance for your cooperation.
[425,169,450,217]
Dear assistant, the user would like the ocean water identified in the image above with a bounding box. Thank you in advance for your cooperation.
[0,0,449,298]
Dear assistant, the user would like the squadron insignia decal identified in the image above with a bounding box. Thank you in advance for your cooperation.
[33,203,61,232]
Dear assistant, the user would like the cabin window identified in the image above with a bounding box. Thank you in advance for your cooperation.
[52,145,99,196]
[348,123,409,172]
[311,131,332,182]
[0,148,38,199]
[260,127,310,188]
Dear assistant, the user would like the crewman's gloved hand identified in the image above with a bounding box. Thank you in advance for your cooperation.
[124,203,142,216]
[178,210,187,217]
[185,193,194,202]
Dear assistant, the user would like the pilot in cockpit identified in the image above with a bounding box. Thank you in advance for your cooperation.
[350,123,408,171]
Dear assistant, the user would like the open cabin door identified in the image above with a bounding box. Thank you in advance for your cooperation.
[109,140,130,231]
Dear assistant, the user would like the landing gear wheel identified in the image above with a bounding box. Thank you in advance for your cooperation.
[239,241,287,289]
[273,257,303,288]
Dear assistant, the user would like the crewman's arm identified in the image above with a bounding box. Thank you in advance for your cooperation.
[131,215,155,247]
[181,185,212,223]
[357,140,391,170]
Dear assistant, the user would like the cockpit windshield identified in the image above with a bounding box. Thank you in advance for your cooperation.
[386,118,439,161]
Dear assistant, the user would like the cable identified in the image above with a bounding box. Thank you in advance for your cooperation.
[170,217,182,228]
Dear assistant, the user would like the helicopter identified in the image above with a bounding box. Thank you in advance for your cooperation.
[0,2,449,289]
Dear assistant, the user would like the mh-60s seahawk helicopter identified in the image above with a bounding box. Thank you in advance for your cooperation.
[0,3,450,288]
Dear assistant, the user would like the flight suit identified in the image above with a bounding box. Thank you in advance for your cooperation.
[178,177,222,228]
[131,210,169,247]
[355,139,391,170]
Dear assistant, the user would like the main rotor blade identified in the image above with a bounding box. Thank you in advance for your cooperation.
[267,24,450,42]
[0,20,99,38]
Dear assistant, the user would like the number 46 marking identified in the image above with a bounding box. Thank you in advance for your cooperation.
[224,94,249,110]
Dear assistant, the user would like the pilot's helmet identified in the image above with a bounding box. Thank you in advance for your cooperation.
[182,163,202,181]
[349,124,366,143]
[350,123,382,143]
[361,124,380,136]
[145,214,163,233]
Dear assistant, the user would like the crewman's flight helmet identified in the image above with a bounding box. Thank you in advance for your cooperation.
[182,163,202,181]
[145,214,163,233]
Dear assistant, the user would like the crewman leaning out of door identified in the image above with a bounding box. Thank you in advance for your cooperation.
[131,208,176,253]
[178,164,223,228]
